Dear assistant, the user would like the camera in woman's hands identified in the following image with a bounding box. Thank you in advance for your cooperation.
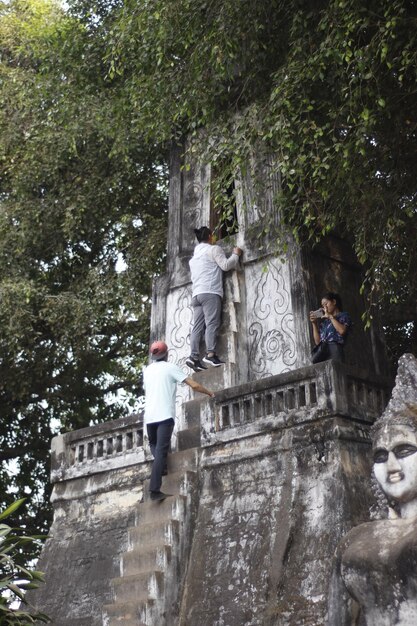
[311,308,325,319]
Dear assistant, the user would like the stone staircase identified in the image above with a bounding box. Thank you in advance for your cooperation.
[103,446,200,626]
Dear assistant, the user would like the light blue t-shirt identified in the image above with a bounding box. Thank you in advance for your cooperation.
[143,360,187,424]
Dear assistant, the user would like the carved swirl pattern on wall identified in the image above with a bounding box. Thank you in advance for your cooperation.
[281,313,296,365]
[168,286,193,358]
[249,261,296,375]
[253,261,288,320]
[166,286,194,429]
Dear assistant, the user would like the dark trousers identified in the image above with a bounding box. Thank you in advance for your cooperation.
[147,418,174,493]
[328,342,345,362]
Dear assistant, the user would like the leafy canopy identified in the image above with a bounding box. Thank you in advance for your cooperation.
[0,0,167,535]
[0,0,416,546]
[105,0,417,337]
[0,499,49,624]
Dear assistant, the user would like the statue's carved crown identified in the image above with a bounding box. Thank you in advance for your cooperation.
[371,353,417,438]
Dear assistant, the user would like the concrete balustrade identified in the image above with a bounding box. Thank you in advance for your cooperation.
[50,363,391,485]
[51,411,146,483]
[200,361,390,446]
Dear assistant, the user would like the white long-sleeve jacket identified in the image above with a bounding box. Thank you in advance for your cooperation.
[189,243,240,298]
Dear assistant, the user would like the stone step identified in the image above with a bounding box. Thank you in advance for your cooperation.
[106,610,147,626]
[106,617,149,626]
[135,494,186,525]
[133,600,162,626]
[112,570,164,603]
[143,469,197,500]
[161,468,197,493]
[177,426,201,451]
[129,518,180,548]
[122,543,172,576]
[182,399,202,429]
[104,599,156,626]
[167,447,199,473]
[190,362,226,391]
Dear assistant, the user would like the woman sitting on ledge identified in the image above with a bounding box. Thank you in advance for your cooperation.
[309,291,352,363]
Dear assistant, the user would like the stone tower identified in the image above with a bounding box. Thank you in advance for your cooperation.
[153,142,387,428]
[28,144,391,625]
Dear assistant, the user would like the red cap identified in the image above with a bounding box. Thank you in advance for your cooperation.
[150,340,168,359]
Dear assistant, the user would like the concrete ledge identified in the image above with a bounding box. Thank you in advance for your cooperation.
[50,362,391,484]
[200,361,391,447]
[51,411,145,483]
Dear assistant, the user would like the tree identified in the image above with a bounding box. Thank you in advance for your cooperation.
[1,0,416,550]
[0,0,167,537]
[0,499,49,624]
[104,0,417,356]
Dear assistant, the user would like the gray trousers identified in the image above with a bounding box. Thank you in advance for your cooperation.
[190,293,222,358]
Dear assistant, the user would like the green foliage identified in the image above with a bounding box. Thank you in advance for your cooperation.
[102,0,416,333]
[0,0,167,537]
[262,0,417,317]
[101,0,417,329]
[102,0,291,142]
[0,499,50,625]
[1,0,416,560]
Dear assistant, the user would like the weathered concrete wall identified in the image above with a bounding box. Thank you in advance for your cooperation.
[29,363,392,626]
[179,422,373,626]
[178,360,390,625]
[29,414,150,626]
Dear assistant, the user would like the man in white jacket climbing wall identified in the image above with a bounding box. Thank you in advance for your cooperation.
[186,226,243,372]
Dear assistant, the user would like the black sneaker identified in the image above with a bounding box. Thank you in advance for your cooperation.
[150,491,172,502]
[185,357,207,372]
[202,354,225,367]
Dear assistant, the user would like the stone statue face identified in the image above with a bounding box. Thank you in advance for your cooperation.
[373,424,417,504]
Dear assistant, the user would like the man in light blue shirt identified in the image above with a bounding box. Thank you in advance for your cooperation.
[143,340,214,501]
